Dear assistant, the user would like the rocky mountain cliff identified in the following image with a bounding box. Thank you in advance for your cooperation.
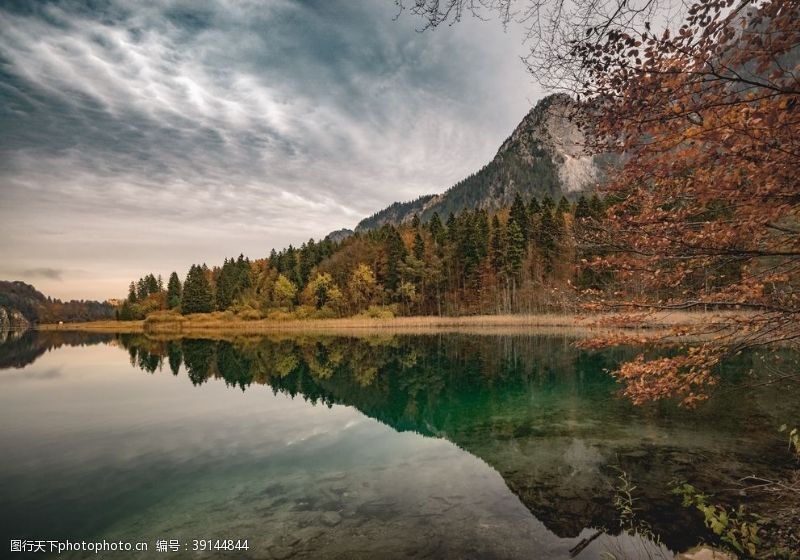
[356,94,601,231]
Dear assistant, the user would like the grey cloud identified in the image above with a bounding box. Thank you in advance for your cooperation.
[0,0,540,300]
[22,268,64,280]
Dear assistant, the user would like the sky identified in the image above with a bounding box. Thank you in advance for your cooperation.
[0,0,542,301]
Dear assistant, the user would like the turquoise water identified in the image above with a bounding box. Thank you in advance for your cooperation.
[0,331,797,559]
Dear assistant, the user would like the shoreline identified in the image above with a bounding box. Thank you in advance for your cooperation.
[36,311,742,336]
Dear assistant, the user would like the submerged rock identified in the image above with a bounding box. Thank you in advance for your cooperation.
[320,511,342,527]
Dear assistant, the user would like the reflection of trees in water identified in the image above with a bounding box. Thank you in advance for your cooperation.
[0,330,114,369]
[113,333,799,551]
[4,331,793,550]
[119,333,624,430]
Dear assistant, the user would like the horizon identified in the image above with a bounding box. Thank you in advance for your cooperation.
[0,0,541,301]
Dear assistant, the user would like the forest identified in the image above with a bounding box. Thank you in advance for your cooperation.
[119,193,606,321]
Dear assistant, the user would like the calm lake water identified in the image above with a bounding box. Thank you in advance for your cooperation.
[1,330,797,559]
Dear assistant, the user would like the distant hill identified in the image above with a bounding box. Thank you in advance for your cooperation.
[356,94,604,231]
[0,280,115,328]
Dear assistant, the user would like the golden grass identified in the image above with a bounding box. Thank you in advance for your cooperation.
[37,320,144,333]
[35,310,748,337]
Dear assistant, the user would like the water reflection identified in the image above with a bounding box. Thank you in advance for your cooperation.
[1,331,797,559]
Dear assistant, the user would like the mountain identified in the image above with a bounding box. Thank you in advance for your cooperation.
[0,281,43,330]
[356,94,601,231]
[0,280,115,328]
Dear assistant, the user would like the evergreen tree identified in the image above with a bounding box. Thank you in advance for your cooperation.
[182,264,214,314]
[383,226,407,293]
[557,196,571,214]
[411,213,420,229]
[166,272,182,309]
[505,220,525,277]
[428,212,444,244]
[476,209,489,261]
[509,192,530,243]
[457,211,484,279]
[528,197,541,215]
[235,254,251,291]
[445,212,456,242]
[215,258,234,310]
[537,207,558,272]
[145,273,159,295]
[128,282,137,304]
[136,278,148,300]
[541,195,555,212]
[490,216,506,273]
[413,231,425,260]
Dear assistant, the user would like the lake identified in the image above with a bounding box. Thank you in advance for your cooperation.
[1,330,797,559]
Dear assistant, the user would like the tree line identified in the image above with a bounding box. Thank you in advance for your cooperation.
[117,193,606,320]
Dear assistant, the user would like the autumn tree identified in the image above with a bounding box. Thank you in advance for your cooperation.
[349,264,379,312]
[303,273,345,315]
[272,274,297,308]
[572,0,800,405]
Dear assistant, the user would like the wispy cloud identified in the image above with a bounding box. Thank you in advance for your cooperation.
[21,268,63,281]
[0,0,540,299]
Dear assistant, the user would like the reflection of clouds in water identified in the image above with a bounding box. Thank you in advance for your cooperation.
[564,439,603,476]
[0,366,62,383]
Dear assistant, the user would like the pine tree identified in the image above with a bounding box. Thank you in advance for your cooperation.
[128,282,137,304]
[166,272,182,309]
[428,212,444,244]
[383,226,407,293]
[182,265,213,314]
[537,207,558,273]
[215,258,234,310]
[490,216,506,273]
[145,273,159,295]
[411,213,420,229]
[136,278,148,300]
[505,220,525,277]
[413,231,425,260]
[528,197,541,215]
[509,192,530,243]
[445,212,456,242]
[557,196,571,215]
[476,209,489,261]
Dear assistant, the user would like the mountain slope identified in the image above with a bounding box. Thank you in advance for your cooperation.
[0,280,115,327]
[356,94,600,231]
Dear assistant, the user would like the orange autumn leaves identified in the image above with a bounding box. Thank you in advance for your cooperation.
[574,0,799,405]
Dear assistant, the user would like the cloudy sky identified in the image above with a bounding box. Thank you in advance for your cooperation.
[0,0,541,301]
